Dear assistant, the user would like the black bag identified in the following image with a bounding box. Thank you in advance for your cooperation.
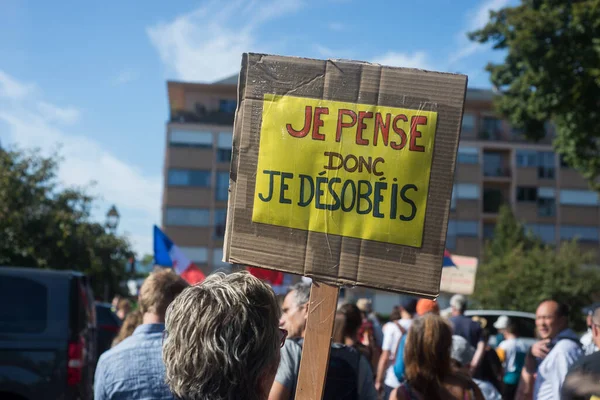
[293,339,360,400]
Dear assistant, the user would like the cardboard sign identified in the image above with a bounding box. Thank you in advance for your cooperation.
[224,53,467,297]
[439,255,478,295]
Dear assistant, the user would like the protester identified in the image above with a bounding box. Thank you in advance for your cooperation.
[111,309,142,347]
[116,298,131,320]
[270,282,377,400]
[472,328,503,394]
[581,309,598,356]
[517,299,583,399]
[162,271,282,400]
[338,303,378,373]
[494,316,527,399]
[392,298,441,383]
[562,306,600,400]
[451,335,502,400]
[449,294,486,374]
[357,298,384,348]
[390,313,484,400]
[375,298,417,399]
[95,268,188,400]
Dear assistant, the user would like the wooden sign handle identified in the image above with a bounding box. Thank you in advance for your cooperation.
[294,281,340,400]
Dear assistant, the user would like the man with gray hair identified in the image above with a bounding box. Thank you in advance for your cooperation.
[449,294,485,374]
[270,282,377,400]
[163,271,284,400]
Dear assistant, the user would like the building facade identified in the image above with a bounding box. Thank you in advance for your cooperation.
[163,79,600,275]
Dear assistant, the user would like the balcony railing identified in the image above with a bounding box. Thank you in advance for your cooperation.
[483,166,512,178]
[171,109,235,125]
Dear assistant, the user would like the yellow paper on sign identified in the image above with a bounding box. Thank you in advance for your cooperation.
[252,94,438,248]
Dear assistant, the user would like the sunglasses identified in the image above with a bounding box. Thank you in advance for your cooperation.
[279,328,288,348]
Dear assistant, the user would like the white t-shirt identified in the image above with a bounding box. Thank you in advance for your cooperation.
[381,319,412,388]
[498,337,528,376]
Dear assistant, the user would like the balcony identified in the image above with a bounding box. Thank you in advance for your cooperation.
[483,186,509,217]
[170,109,235,126]
[483,151,511,181]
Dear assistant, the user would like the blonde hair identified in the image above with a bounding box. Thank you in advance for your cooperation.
[163,271,281,400]
[111,309,142,347]
[138,268,188,318]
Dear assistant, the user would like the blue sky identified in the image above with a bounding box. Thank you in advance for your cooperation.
[0,0,514,256]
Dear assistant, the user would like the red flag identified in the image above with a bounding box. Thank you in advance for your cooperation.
[246,266,284,285]
[180,264,206,285]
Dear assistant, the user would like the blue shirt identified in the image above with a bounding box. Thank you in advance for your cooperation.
[94,323,175,400]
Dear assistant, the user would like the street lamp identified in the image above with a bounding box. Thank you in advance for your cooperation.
[103,205,120,302]
[106,205,120,233]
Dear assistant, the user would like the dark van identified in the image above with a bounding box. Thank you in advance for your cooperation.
[0,267,97,400]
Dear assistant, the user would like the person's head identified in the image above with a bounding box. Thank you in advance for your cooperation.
[404,314,453,397]
[138,268,188,322]
[280,281,310,338]
[591,307,600,348]
[449,335,475,374]
[536,299,570,340]
[337,303,363,342]
[112,309,143,347]
[356,298,372,316]
[163,271,283,400]
[416,299,440,316]
[450,294,467,315]
[493,315,510,335]
[389,306,402,321]
[116,298,131,320]
[399,297,418,319]
[111,295,122,309]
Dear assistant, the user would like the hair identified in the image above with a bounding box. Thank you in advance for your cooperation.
[539,299,570,319]
[162,271,281,400]
[332,311,346,344]
[138,268,188,318]
[505,319,519,336]
[338,303,363,340]
[117,298,131,313]
[592,306,600,325]
[289,281,311,307]
[112,309,142,347]
[404,314,453,400]
[389,306,402,321]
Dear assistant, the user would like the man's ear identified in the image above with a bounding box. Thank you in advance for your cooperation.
[302,303,309,320]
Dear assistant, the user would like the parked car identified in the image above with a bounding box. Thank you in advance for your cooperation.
[0,267,97,400]
[95,302,121,356]
[464,309,537,348]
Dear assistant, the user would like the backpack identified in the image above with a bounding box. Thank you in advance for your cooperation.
[293,338,360,400]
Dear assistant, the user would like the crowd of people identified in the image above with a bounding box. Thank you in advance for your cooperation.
[93,268,600,400]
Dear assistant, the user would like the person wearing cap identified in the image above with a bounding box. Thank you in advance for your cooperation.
[494,316,527,399]
[451,335,502,400]
[449,294,486,374]
[375,297,417,399]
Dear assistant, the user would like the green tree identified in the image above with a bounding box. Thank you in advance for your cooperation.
[474,206,599,330]
[469,0,600,190]
[0,147,134,298]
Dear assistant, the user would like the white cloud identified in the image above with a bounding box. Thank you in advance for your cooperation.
[314,44,354,59]
[0,70,35,99]
[371,51,432,70]
[147,0,302,82]
[328,22,344,32]
[37,101,80,125]
[0,69,160,255]
[449,0,511,64]
[113,68,139,85]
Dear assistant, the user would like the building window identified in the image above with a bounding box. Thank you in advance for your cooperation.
[167,169,211,187]
[480,116,503,140]
[217,132,233,163]
[537,187,556,217]
[0,276,47,333]
[461,114,475,136]
[517,186,538,202]
[537,152,555,179]
[456,220,479,236]
[560,226,599,242]
[483,223,496,240]
[526,224,556,244]
[214,209,227,238]
[169,130,213,148]
[446,220,457,250]
[179,247,208,264]
[483,188,505,213]
[165,208,210,227]
[457,146,479,164]
[215,172,229,201]
[516,150,537,167]
[483,152,509,177]
[219,99,237,113]
[454,184,480,200]
[560,189,599,206]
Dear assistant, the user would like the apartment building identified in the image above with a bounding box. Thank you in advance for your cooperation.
[162,78,600,275]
